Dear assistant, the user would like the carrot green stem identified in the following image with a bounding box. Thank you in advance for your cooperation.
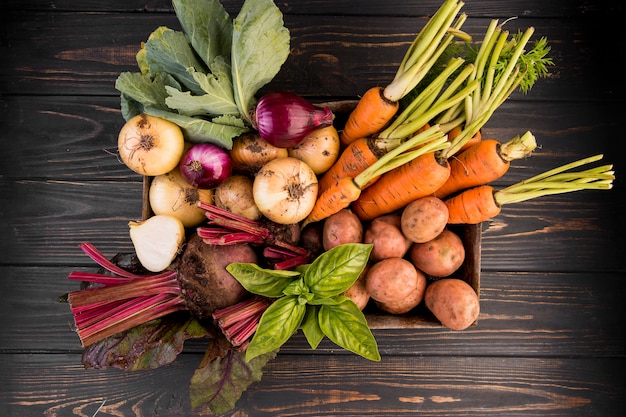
[379,64,478,144]
[437,22,549,159]
[493,154,615,206]
[383,0,470,102]
[499,131,537,161]
[354,125,449,188]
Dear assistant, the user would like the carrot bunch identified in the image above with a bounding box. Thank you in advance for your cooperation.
[318,57,477,195]
[347,20,552,221]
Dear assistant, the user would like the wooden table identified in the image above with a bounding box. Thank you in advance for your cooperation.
[2,1,625,415]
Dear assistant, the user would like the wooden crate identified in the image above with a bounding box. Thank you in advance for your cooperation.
[141,100,481,329]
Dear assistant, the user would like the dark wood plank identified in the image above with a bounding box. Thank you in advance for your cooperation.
[0,180,142,264]
[3,266,625,357]
[2,12,623,100]
[0,96,128,180]
[1,353,624,416]
[6,0,625,17]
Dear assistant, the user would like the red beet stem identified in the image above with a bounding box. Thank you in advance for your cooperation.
[67,243,187,347]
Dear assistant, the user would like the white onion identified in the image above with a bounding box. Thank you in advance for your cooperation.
[252,157,318,224]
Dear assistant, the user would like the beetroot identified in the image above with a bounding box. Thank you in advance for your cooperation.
[66,236,257,347]
[178,234,256,320]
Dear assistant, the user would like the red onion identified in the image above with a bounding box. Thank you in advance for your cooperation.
[179,143,232,189]
[253,91,335,148]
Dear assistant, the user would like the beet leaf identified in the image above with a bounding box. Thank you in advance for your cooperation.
[81,315,210,371]
[190,335,278,413]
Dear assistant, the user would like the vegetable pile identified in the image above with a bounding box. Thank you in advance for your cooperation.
[62,0,616,414]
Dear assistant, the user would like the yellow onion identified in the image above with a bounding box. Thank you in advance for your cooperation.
[117,114,185,176]
[149,169,213,227]
[288,125,340,174]
[229,132,288,173]
[214,175,262,221]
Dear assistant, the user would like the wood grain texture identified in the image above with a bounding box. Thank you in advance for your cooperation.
[2,11,623,100]
[2,0,625,416]
[1,353,624,416]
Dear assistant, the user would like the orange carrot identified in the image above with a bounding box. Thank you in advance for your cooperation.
[444,185,500,224]
[304,177,362,226]
[435,131,537,199]
[445,154,614,224]
[304,126,449,227]
[351,151,452,221]
[339,0,469,146]
[318,137,381,194]
[340,87,399,147]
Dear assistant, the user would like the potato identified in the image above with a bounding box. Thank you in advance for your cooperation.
[322,209,363,251]
[409,228,465,277]
[343,264,370,311]
[424,278,479,330]
[363,214,412,261]
[365,258,426,314]
[401,196,448,243]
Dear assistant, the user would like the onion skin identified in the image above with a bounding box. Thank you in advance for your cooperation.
[214,174,262,221]
[253,91,335,148]
[253,157,318,224]
[230,132,288,174]
[149,169,214,227]
[179,143,232,189]
[288,125,340,174]
[118,114,185,176]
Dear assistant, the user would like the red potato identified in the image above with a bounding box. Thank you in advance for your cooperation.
[322,209,363,251]
[409,228,465,277]
[365,258,427,314]
[363,213,412,261]
[401,196,449,243]
[343,264,370,311]
[424,278,479,330]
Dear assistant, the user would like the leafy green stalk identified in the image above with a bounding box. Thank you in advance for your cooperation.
[115,0,291,148]
[437,20,553,157]
[231,0,290,121]
[494,154,614,206]
[384,0,470,102]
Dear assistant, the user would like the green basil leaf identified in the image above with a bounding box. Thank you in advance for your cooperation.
[231,0,290,118]
[306,294,342,306]
[301,305,324,349]
[319,297,381,362]
[245,296,305,362]
[304,243,373,298]
[282,277,308,297]
[226,262,300,298]
[172,0,232,68]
